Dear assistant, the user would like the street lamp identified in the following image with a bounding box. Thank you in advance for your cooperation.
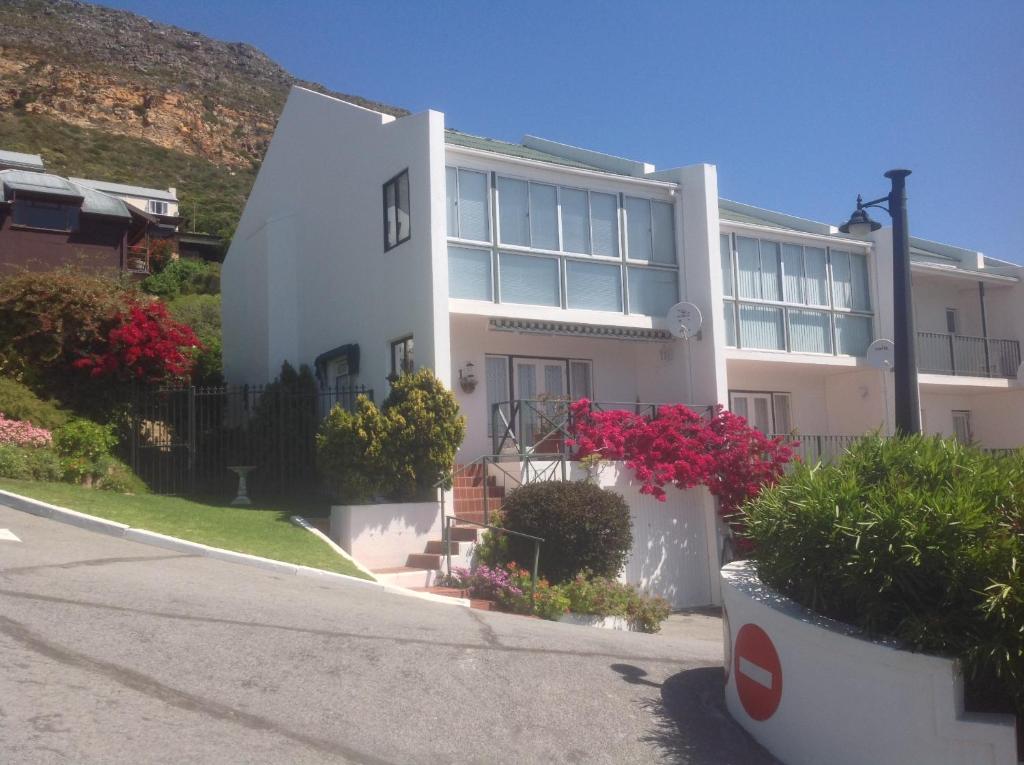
[839,169,920,435]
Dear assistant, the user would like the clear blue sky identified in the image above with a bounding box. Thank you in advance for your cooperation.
[104,0,1024,264]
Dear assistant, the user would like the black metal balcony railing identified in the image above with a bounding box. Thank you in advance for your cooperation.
[916,332,1021,378]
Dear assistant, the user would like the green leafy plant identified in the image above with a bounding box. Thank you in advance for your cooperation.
[500,481,632,584]
[743,435,1024,719]
[0,378,70,430]
[53,419,117,462]
[167,294,223,385]
[316,395,390,504]
[141,258,221,299]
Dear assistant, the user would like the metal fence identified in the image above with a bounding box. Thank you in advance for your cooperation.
[126,384,372,497]
[776,433,1021,467]
[917,331,1021,378]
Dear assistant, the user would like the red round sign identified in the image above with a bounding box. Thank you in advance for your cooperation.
[733,623,782,721]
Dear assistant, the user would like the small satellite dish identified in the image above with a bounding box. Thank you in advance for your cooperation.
[866,339,895,370]
[666,302,703,339]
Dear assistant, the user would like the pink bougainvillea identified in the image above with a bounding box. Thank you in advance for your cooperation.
[568,399,796,517]
[0,414,52,448]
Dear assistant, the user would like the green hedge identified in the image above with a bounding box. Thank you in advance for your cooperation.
[743,435,1023,718]
[0,378,70,430]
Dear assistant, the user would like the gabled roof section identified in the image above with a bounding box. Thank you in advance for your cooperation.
[70,177,177,202]
[0,149,45,172]
[0,170,131,219]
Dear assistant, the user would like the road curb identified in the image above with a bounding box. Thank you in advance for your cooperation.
[0,489,468,608]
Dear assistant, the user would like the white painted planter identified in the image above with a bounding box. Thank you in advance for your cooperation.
[330,501,440,570]
[558,612,630,631]
[721,561,1018,765]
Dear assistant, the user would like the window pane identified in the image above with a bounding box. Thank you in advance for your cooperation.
[836,314,872,356]
[396,171,410,241]
[760,240,782,301]
[590,192,619,257]
[384,181,397,247]
[560,188,591,254]
[773,393,792,434]
[804,247,828,306]
[458,169,489,241]
[569,360,592,400]
[486,356,510,436]
[724,301,737,346]
[753,397,772,434]
[625,197,652,261]
[651,201,675,264]
[736,236,761,298]
[530,183,558,250]
[730,394,749,420]
[497,177,529,246]
[738,304,785,350]
[831,250,853,309]
[499,253,560,306]
[782,244,804,304]
[566,261,622,312]
[789,309,832,354]
[720,234,734,298]
[850,252,871,311]
[445,166,458,237]
[448,246,492,301]
[627,267,678,316]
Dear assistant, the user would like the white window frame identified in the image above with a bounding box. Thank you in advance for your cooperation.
[729,390,792,435]
[446,166,491,243]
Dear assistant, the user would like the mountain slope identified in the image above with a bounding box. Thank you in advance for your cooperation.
[0,0,405,238]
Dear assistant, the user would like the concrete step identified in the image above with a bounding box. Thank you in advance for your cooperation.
[406,552,442,570]
[452,486,505,499]
[447,525,479,542]
[371,566,440,588]
[425,539,461,555]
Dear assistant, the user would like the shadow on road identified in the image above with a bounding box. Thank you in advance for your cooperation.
[636,666,780,764]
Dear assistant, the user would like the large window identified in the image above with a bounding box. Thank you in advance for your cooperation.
[729,391,792,435]
[383,169,410,251]
[12,198,80,232]
[447,165,678,316]
[722,232,874,357]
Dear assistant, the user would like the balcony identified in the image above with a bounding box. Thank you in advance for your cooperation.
[917,332,1021,378]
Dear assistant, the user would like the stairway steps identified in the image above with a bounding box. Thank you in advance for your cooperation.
[425,539,461,555]
[447,526,479,542]
[406,552,442,570]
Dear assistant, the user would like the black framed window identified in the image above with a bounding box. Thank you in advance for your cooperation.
[11,198,80,232]
[390,336,414,377]
[383,169,411,251]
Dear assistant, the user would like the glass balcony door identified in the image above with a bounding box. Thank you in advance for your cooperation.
[514,358,567,449]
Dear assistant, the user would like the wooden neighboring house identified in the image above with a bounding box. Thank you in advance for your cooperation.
[0,169,161,276]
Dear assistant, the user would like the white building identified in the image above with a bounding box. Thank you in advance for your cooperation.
[223,86,1024,459]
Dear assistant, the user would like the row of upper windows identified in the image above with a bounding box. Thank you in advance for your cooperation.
[446,166,676,265]
[721,232,872,313]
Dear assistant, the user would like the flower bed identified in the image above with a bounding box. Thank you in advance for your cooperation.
[0,413,52,448]
[446,564,671,632]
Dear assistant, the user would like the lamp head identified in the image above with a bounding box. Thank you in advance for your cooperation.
[839,194,882,236]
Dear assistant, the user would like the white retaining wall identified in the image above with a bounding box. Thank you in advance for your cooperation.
[721,560,1018,765]
[330,501,440,570]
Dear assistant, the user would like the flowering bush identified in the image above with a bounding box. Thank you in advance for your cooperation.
[452,563,523,600]
[568,400,796,516]
[72,300,200,384]
[0,414,52,448]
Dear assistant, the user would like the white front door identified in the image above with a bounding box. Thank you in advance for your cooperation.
[729,392,774,434]
[513,358,567,448]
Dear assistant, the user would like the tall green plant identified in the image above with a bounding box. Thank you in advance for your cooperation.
[743,435,1024,719]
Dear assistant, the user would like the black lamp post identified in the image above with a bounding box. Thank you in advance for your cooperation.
[839,169,921,435]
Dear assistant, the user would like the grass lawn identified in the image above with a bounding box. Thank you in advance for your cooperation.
[0,479,370,580]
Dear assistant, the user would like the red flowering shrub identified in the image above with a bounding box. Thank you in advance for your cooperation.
[72,300,200,384]
[569,399,796,519]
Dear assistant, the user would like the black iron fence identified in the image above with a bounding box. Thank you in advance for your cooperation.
[126,384,372,497]
[917,332,1021,378]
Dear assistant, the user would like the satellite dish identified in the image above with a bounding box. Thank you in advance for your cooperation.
[866,339,895,370]
[666,302,703,340]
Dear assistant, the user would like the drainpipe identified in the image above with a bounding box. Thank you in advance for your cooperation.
[979,281,991,376]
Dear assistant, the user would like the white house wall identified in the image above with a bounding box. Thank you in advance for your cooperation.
[222,86,450,389]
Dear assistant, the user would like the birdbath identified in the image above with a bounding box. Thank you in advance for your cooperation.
[227,466,256,507]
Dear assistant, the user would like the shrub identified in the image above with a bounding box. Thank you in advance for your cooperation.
[0,413,52,448]
[317,369,465,502]
[743,435,1024,718]
[380,369,466,500]
[0,378,69,430]
[0,444,62,481]
[141,258,221,299]
[561,573,672,633]
[500,481,632,584]
[167,294,223,385]
[0,444,29,479]
[92,455,148,494]
[53,419,117,462]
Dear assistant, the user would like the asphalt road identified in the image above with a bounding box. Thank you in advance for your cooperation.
[0,503,776,764]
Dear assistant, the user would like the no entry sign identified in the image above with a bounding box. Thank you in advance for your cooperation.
[734,623,782,721]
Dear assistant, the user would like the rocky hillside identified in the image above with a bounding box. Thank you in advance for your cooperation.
[0,0,404,237]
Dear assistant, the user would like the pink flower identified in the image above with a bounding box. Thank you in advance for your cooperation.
[0,414,52,448]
